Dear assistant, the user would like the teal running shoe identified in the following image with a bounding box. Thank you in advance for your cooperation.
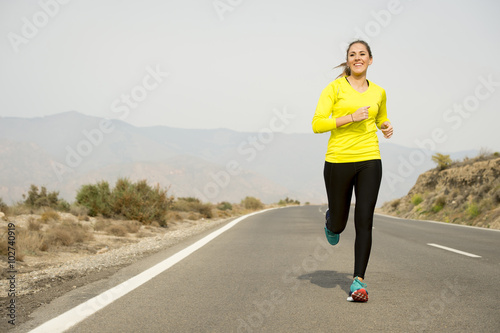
[347,277,368,302]
[324,209,339,246]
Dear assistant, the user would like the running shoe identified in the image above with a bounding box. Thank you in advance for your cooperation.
[347,277,368,302]
[324,209,339,246]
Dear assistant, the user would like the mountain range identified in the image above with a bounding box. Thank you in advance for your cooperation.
[0,111,478,206]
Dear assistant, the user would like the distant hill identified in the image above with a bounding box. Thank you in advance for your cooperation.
[0,111,478,205]
[380,155,500,229]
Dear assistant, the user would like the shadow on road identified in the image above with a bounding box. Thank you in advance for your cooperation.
[297,270,352,294]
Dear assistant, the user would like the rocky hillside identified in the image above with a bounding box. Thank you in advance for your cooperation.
[381,154,500,230]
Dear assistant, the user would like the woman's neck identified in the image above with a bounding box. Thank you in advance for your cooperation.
[346,74,369,92]
[347,74,367,84]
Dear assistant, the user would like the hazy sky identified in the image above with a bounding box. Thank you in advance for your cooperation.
[1,0,499,153]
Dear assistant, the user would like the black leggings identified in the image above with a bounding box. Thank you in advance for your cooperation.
[324,159,382,279]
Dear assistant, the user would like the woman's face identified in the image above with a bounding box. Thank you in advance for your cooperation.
[347,43,373,75]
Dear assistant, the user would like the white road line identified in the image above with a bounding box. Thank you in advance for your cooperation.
[427,243,482,258]
[376,212,500,232]
[29,208,275,333]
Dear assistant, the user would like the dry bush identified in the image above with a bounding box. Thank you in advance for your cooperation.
[93,219,111,231]
[390,199,400,210]
[40,209,60,223]
[28,219,42,231]
[105,224,128,237]
[166,211,184,222]
[12,227,45,260]
[187,212,200,221]
[124,221,141,233]
[70,223,94,243]
[45,222,94,247]
[8,204,32,216]
[173,197,213,218]
[45,225,74,246]
[70,204,89,220]
[216,209,232,218]
[241,196,264,210]
[199,204,213,218]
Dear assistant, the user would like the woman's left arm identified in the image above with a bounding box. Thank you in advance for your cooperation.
[376,89,393,139]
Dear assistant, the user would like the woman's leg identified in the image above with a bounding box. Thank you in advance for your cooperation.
[324,161,356,234]
[352,159,382,279]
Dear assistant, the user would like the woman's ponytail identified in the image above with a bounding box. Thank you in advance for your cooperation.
[335,62,351,78]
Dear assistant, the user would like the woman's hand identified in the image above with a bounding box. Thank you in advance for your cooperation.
[381,121,393,139]
[352,106,370,122]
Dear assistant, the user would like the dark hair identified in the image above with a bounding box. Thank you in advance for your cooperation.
[335,40,373,78]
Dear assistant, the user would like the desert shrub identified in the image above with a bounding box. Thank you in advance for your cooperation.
[93,219,110,231]
[110,179,173,225]
[70,204,89,219]
[166,211,184,222]
[70,223,95,243]
[466,202,481,218]
[14,227,47,259]
[173,197,213,218]
[277,197,300,206]
[173,197,201,212]
[411,194,423,206]
[76,178,173,226]
[105,224,128,237]
[241,196,264,210]
[432,196,446,213]
[431,153,452,170]
[28,219,42,231]
[45,222,93,246]
[76,181,113,217]
[217,201,233,211]
[22,185,69,211]
[124,221,141,233]
[390,199,401,210]
[187,212,200,220]
[40,209,61,222]
[198,203,213,218]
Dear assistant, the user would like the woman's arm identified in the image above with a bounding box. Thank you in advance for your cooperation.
[312,86,337,133]
[313,84,370,132]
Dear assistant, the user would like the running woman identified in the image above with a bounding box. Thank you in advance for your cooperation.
[312,40,393,302]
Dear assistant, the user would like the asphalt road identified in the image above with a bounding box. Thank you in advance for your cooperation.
[17,205,500,332]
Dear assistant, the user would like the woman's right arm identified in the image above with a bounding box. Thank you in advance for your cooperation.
[312,85,337,133]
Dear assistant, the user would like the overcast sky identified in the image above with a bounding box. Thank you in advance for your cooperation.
[1,0,499,153]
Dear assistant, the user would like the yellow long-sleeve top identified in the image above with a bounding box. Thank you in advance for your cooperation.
[312,76,390,163]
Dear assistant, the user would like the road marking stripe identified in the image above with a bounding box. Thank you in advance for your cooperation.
[427,243,482,258]
[29,208,276,333]
[376,212,500,232]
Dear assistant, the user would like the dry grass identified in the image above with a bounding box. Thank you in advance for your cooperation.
[45,221,94,247]
[40,209,60,223]
[93,219,110,231]
[105,224,128,237]
[124,221,141,233]
[28,218,42,231]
